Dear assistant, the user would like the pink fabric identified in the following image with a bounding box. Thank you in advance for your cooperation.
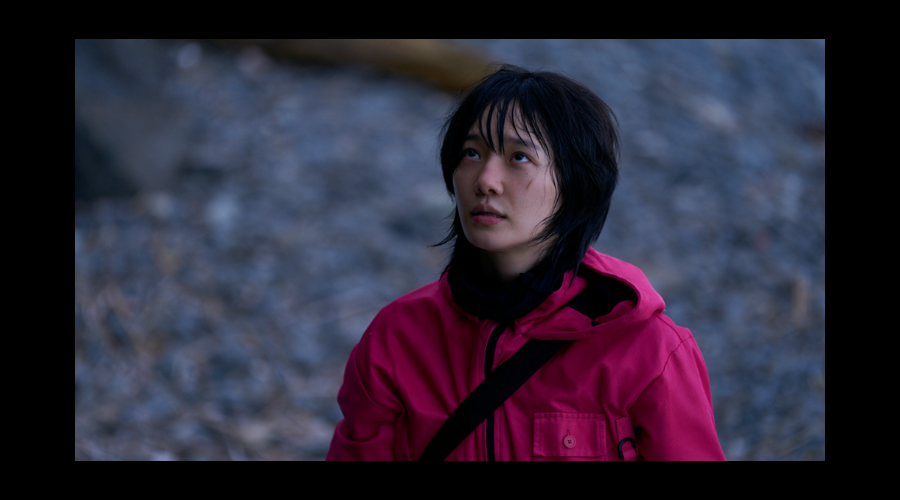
[327,248,726,461]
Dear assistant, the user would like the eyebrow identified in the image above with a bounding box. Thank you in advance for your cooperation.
[465,133,538,152]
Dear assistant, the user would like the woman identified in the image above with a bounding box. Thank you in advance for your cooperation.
[327,66,726,461]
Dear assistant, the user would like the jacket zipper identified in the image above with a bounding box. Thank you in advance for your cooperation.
[484,321,507,461]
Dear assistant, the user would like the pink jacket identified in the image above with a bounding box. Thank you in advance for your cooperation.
[327,248,726,460]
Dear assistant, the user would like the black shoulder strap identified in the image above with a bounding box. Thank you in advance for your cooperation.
[419,337,569,461]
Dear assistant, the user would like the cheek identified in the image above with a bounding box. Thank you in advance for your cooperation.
[451,173,467,217]
[529,171,558,213]
[453,168,475,196]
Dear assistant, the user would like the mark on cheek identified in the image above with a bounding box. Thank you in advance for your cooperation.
[526,178,534,190]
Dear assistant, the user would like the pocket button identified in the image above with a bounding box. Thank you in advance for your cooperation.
[563,435,576,449]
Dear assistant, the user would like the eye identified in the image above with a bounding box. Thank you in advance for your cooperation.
[511,152,530,163]
[463,148,480,160]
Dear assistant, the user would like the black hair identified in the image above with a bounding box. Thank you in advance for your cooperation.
[437,65,620,280]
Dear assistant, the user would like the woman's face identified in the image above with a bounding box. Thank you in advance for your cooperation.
[452,111,559,271]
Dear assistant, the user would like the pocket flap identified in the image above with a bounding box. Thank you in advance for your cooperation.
[534,412,607,458]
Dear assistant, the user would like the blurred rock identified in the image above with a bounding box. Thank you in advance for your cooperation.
[75,39,190,200]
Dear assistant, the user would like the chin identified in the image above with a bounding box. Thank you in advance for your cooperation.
[464,232,510,253]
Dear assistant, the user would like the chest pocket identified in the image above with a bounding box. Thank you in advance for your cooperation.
[534,412,607,460]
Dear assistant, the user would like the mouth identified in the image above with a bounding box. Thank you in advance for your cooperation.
[471,204,505,218]
[471,208,505,225]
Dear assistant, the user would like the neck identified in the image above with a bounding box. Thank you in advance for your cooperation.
[447,240,565,323]
[477,246,547,283]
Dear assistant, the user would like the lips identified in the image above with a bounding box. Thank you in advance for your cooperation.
[471,204,505,225]
[472,204,505,218]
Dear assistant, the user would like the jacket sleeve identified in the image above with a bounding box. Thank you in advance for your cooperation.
[326,336,403,461]
[629,333,726,461]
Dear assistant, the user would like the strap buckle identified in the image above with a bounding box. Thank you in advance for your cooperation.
[618,437,637,460]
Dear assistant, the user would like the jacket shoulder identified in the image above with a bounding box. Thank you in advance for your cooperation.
[640,311,695,347]
[372,278,444,318]
[346,279,448,411]
[603,310,697,385]
[362,278,453,343]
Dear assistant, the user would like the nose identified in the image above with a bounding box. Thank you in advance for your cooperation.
[474,154,504,196]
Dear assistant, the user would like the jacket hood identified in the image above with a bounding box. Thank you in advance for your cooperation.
[440,247,665,340]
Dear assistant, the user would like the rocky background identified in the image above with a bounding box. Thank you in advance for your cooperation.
[74,39,825,460]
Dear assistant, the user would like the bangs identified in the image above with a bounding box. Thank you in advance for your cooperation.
[441,73,558,190]
[469,93,551,159]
